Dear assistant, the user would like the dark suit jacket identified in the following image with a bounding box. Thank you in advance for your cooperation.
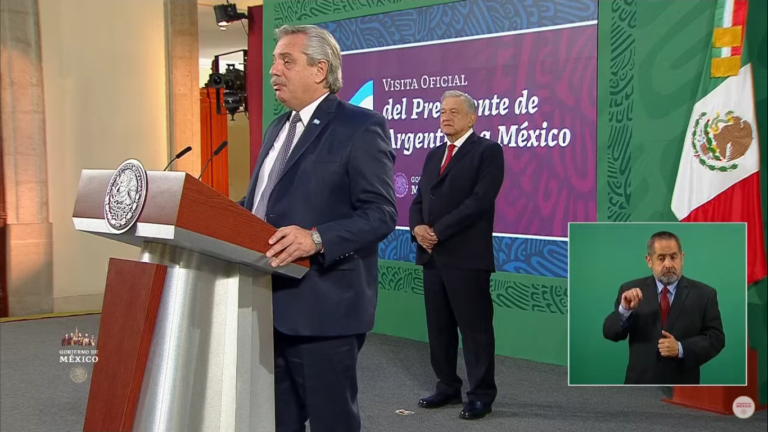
[408,132,504,271]
[602,275,726,385]
[241,94,397,337]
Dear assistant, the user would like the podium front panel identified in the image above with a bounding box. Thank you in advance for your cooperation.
[132,242,275,432]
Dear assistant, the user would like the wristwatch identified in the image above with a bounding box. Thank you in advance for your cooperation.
[311,227,323,253]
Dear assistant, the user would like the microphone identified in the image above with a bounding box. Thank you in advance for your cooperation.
[163,146,192,171]
[198,141,228,180]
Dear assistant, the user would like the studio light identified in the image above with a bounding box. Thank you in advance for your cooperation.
[213,3,247,27]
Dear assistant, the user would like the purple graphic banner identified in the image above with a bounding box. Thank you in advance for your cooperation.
[337,25,597,238]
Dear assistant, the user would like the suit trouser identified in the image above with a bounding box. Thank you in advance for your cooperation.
[423,260,497,404]
[274,329,366,432]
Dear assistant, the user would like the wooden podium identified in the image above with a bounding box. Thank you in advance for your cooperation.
[72,168,309,432]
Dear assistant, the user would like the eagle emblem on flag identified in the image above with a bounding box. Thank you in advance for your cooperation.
[690,110,753,172]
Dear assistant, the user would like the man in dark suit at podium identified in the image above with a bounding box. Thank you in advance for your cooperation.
[603,231,726,385]
[239,25,396,432]
[409,90,504,420]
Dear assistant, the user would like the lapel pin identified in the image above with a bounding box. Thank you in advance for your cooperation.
[312,119,320,125]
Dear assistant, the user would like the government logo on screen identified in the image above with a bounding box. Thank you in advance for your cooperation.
[58,326,99,384]
[733,396,755,419]
[59,326,99,364]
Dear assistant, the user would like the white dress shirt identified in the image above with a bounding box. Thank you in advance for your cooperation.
[252,92,329,213]
[441,128,474,165]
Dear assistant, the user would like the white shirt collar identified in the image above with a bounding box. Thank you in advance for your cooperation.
[293,92,329,126]
[447,128,474,148]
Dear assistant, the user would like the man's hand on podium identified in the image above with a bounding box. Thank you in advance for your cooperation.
[267,226,317,267]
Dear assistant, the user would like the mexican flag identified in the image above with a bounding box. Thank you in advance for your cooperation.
[671,0,767,285]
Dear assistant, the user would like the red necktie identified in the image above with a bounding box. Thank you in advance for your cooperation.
[660,286,670,327]
[440,144,456,174]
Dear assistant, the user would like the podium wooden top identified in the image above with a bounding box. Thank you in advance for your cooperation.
[72,169,309,278]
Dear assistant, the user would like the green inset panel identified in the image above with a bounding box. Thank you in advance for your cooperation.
[568,222,747,385]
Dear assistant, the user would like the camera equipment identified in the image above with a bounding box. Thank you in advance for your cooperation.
[207,49,248,120]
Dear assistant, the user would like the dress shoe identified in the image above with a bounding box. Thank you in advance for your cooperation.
[459,401,492,420]
[417,392,462,408]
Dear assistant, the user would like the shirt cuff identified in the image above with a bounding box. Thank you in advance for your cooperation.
[618,305,632,321]
[678,342,684,358]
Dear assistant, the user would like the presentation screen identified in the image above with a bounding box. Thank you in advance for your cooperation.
[322,0,598,277]
[339,25,596,238]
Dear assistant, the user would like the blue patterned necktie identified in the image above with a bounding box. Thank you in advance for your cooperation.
[253,112,302,219]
